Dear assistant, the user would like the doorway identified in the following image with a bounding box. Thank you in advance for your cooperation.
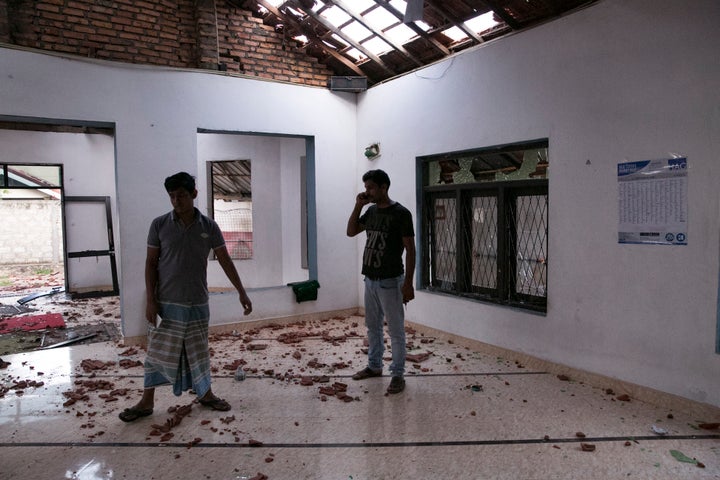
[0,121,120,354]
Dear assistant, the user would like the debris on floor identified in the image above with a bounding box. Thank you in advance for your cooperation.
[670,449,706,468]
[0,265,121,355]
[580,443,596,452]
[0,312,66,334]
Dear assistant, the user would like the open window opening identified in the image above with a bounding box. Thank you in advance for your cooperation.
[209,160,253,260]
[197,131,316,290]
[0,163,65,293]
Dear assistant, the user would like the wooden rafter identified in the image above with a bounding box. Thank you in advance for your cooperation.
[326,0,424,67]
[254,0,368,78]
[424,0,484,44]
[291,1,397,77]
[373,0,450,56]
[481,0,521,29]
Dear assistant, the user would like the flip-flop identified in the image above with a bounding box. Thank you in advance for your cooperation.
[199,396,231,411]
[118,406,153,422]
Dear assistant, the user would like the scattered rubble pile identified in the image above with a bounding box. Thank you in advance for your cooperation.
[0,266,122,354]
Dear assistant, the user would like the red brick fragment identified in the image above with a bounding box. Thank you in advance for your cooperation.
[319,386,336,396]
[406,352,432,363]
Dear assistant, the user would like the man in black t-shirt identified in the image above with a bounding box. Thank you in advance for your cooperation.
[346,169,415,394]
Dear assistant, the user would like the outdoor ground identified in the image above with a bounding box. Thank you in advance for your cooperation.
[0,265,120,356]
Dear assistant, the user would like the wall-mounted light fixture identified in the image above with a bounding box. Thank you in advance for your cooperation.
[364,143,380,160]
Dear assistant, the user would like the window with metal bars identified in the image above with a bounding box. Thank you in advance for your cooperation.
[420,140,548,312]
[208,159,253,260]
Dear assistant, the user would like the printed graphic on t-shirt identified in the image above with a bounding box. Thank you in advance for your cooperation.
[363,214,391,268]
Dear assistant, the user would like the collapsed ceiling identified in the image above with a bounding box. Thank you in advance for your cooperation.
[236,0,598,86]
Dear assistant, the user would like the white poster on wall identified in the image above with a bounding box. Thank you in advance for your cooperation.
[618,157,687,245]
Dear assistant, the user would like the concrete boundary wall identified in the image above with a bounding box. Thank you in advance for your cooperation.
[0,199,63,265]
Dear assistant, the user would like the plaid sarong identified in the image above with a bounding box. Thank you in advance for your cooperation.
[144,302,212,398]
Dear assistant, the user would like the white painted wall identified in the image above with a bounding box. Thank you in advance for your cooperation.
[197,132,308,288]
[280,137,310,285]
[0,47,359,337]
[356,0,720,406]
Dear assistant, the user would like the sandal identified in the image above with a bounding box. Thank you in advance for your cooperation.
[199,396,231,411]
[118,406,153,422]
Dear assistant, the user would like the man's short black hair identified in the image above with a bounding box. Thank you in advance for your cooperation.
[164,172,196,193]
[362,169,391,189]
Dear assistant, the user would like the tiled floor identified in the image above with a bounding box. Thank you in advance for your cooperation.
[1,315,719,480]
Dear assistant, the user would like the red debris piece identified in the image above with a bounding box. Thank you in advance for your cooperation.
[150,403,193,434]
[699,423,720,430]
[307,359,327,369]
[247,344,268,351]
[249,439,264,447]
[118,347,139,356]
[222,359,247,371]
[580,443,596,452]
[406,352,432,363]
[318,386,336,396]
[557,374,570,381]
[616,394,631,402]
[79,359,116,373]
[249,474,268,480]
[119,359,143,369]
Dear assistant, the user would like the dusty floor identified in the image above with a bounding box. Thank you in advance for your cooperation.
[0,265,121,355]
[1,312,719,480]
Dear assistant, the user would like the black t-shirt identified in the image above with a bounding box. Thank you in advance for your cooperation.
[359,202,414,279]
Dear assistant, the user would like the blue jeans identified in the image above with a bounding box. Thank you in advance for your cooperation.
[363,275,406,377]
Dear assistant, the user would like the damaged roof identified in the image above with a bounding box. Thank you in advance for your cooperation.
[235,0,598,86]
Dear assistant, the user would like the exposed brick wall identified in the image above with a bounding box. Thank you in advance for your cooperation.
[2,0,333,87]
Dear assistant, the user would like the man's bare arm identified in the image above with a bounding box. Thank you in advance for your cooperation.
[215,245,252,315]
[145,246,160,325]
[347,193,369,237]
[401,236,416,304]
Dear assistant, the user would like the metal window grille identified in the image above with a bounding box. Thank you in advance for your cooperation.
[215,207,253,260]
[423,178,547,312]
[509,194,548,299]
